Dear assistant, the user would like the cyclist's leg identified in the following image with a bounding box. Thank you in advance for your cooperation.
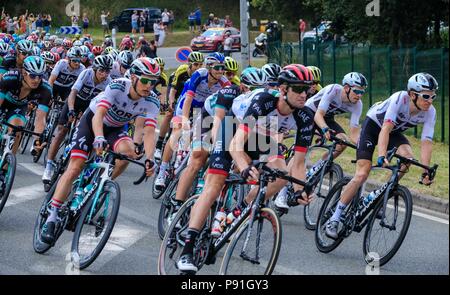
[326,117,347,159]
[47,124,69,161]
[156,117,181,179]
[157,110,173,148]
[109,132,134,180]
[174,149,209,202]
[7,114,27,154]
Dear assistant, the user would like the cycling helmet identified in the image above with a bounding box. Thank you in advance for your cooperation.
[120,37,133,50]
[407,73,438,92]
[49,35,57,42]
[240,67,267,87]
[41,51,56,64]
[153,57,165,68]
[261,63,282,83]
[129,57,160,77]
[79,45,90,57]
[93,54,113,70]
[23,56,46,75]
[16,39,34,55]
[31,46,41,56]
[42,40,52,50]
[188,51,204,63]
[278,64,314,85]
[73,40,83,47]
[224,56,239,72]
[52,51,61,63]
[103,38,113,47]
[117,50,134,68]
[0,42,10,56]
[307,66,322,83]
[62,39,73,49]
[107,48,119,62]
[66,46,82,59]
[204,52,225,66]
[26,34,39,43]
[103,46,114,55]
[92,45,103,56]
[342,72,367,88]
[54,38,63,46]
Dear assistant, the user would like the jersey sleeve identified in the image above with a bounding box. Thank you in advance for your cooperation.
[71,69,89,92]
[143,96,160,128]
[421,106,436,141]
[37,81,53,112]
[349,100,363,128]
[51,59,64,77]
[239,92,274,134]
[383,92,405,126]
[317,84,339,112]
[0,71,19,101]
[215,85,239,111]
[294,108,314,153]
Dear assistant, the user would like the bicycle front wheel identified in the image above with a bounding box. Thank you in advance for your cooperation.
[219,207,282,275]
[71,180,121,270]
[363,185,413,267]
[0,153,16,215]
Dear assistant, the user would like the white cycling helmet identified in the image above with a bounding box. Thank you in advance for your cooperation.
[342,72,368,88]
[240,67,267,87]
[407,73,438,92]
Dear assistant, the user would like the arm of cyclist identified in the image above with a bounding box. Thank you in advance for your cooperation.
[92,105,108,155]
[349,126,360,145]
[211,107,226,145]
[376,121,394,167]
[290,150,312,205]
[181,93,194,130]
[143,124,157,176]
[229,124,259,182]
[168,87,177,111]
[420,138,433,185]
[314,109,331,140]
[66,89,78,121]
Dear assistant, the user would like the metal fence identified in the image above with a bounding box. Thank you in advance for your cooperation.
[267,40,449,143]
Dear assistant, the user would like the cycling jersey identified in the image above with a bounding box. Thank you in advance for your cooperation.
[0,70,52,123]
[171,64,191,99]
[204,84,241,117]
[305,84,363,128]
[0,53,16,75]
[109,61,123,80]
[153,71,168,98]
[51,59,86,88]
[231,88,277,121]
[89,78,159,128]
[175,68,230,117]
[366,91,436,141]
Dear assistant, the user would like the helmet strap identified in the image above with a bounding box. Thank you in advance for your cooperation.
[412,93,423,111]
[283,89,296,110]
[345,88,352,103]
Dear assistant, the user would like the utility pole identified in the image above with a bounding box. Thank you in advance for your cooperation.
[240,0,250,68]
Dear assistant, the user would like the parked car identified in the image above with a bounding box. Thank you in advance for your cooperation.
[109,8,162,32]
[302,21,333,43]
[190,27,241,53]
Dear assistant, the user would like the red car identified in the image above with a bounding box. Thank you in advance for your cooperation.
[190,27,241,53]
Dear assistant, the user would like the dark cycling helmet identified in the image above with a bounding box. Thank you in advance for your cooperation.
[93,54,113,70]
[117,50,134,69]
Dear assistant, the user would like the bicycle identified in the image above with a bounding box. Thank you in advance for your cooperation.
[0,120,41,215]
[158,161,312,275]
[18,102,37,155]
[33,150,148,270]
[315,147,438,266]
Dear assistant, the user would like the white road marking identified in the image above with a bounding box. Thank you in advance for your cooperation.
[18,163,45,176]
[5,183,44,207]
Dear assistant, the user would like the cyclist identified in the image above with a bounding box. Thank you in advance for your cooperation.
[154,51,204,160]
[261,63,282,90]
[224,56,240,86]
[153,57,169,107]
[0,56,52,153]
[110,50,133,79]
[154,52,230,192]
[40,57,161,244]
[0,39,34,77]
[167,67,268,226]
[48,47,86,101]
[78,45,91,68]
[42,55,113,184]
[325,73,438,239]
[177,64,315,272]
[307,65,322,97]
[40,51,59,81]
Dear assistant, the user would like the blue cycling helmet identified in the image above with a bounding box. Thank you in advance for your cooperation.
[205,52,225,66]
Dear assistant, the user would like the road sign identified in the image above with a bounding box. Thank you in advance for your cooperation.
[59,26,81,35]
[175,47,192,63]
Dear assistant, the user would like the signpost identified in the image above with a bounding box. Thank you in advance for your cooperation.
[175,47,192,63]
[59,26,81,35]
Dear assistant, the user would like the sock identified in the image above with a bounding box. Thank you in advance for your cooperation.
[330,201,347,222]
[158,162,169,177]
[156,136,164,149]
[47,198,63,223]
[46,160,55,169]
[277,186,288,199]
[181,228,199,256]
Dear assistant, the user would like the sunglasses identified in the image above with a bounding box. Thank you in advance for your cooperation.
[211,64,225,71]
[70,58,81,63]
[351,87,365,95]
[25,71,43,80]
[413,91,436,101]
[138,76,158,85]
[290,85,311,94]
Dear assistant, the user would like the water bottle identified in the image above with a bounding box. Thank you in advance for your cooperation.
[70,187,84,211]
[195,177,205,195]
[306,159,323,179]
[211,209,226,237]
[363,191,376,207]
[224,208,241,226]
[174,150,183,169]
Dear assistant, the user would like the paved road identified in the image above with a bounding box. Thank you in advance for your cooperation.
[0,150,448,275]
[157,44,265,70]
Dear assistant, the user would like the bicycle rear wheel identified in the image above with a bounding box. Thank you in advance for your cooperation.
[33,180,57,254]
[363,185,412,267]
[0,153,16,215]
[71,180,121,270]
[158,191,176,240]
[304,163,343,230]
[220,207,282,275]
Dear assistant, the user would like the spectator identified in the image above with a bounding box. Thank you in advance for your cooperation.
[224,15,233,28]
[43,14,50,34]
[158,21,166,47]
[153,20,160,43]
[71,13,79,27]
[161,9,170,30]
[18,15,26,34]
[206,13,214,28]
[223,30,233,57]
[169,10,174,33]
[35,14,43,34]
[139,41,157,58]
[0,11,6,34]
[188,12,196,32]
[82,13,89,34]
[194,7,201,32]
[131,10,139,34]
[28,13,35,33]
[8,17,17,35]
[299,18,306,43]
[211,17,220,28]
[139,11,146,35]
[101,10,110,35]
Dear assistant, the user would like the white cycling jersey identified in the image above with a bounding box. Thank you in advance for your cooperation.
[366,91,436,141]
[72,68,112,101]
[51,59,86,87]
[89,78,159,128]
[109,61,123,80]
[305,84,363,128]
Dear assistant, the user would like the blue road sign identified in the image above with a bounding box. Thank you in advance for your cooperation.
[59,26,81,35]
[175,47,192,63]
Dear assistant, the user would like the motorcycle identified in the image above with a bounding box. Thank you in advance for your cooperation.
[252,33,267,57]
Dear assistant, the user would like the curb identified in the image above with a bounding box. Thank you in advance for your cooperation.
[346,175,449,216]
